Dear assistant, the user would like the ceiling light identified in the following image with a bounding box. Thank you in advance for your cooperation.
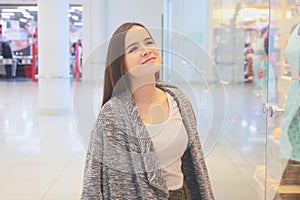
[18,6,38,11]
[2,8,22,12]
[74,22,83,26]
[20,18,27,23]
[1,12,15,16]
[71,15,79,21]
[1,15,10,19]
[70,6,82,11]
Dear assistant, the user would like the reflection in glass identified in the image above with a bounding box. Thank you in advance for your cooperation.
[268,0,300,199]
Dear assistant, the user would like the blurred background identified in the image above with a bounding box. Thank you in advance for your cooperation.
[0,0,299,199]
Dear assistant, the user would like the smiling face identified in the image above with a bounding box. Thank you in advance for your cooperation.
[124,25,161,72]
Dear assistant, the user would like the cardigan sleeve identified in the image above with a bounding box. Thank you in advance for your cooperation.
[81,151,103,200]
[80,105,110,200]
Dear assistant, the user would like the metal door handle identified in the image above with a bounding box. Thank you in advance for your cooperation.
[262,103,284,117]
[269,105,284,117]
[262,103,269,114]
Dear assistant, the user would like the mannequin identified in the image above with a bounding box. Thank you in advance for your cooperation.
[274,23,300,200]
[252,27,276,101]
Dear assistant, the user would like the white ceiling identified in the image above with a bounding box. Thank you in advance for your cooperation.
[0,2,83,26]
[0,0,82,5]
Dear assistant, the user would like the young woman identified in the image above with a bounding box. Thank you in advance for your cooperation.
[80,22,214,200]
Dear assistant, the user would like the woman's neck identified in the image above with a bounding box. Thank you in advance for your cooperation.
[131,79,168,124]
[131,76,157,104]
[127,63,160,102]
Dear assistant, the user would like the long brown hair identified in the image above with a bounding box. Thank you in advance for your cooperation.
[101,22,150,107]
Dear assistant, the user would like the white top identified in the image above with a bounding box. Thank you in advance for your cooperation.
[145,93,188,190]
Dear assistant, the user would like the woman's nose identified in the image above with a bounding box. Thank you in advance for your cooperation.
[141,48,151,57]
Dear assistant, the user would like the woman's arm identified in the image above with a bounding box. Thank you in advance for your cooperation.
[81,109,107,200]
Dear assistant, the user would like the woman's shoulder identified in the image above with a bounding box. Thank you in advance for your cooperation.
[100,97,125,115]
[99,91,134,121]
[156,80,182,92]
[156,80,188,100]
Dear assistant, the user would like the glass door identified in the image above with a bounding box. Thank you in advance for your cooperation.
[163,0,271,199]
[266,0,300,199]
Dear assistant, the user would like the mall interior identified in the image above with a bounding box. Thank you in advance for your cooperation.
[0,0,299,199]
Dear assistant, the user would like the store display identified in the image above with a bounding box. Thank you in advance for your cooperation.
[270,16,300,200]
[0,5,82,79]
[279,23,300,162]
[252,28,276,102]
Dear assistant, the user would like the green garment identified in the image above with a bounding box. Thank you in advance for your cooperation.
[280,24,300,162]
[253,38,276,101]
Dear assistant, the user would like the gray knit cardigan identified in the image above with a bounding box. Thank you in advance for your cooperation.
[80,81,214,200]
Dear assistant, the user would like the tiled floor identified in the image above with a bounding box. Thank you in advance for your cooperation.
[0,79,85,200]
[0,78,280,199]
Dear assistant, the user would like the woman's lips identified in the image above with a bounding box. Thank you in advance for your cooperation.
[142,57,156,64]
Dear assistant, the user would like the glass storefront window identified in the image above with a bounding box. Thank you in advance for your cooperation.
[164,0,296,199]
[267,0,300,199]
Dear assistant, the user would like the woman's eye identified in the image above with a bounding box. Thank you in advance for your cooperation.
[128,47,138,53]
[146,41,154,46]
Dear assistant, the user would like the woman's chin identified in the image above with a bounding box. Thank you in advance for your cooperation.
[128,63,160,77]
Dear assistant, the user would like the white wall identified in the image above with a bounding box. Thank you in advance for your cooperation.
[106,0,163,43]
[163,0,214,83]
[82,0,164,82]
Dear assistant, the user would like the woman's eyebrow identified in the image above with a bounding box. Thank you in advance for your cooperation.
[125,42,138,51]
[144,37,152,42]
